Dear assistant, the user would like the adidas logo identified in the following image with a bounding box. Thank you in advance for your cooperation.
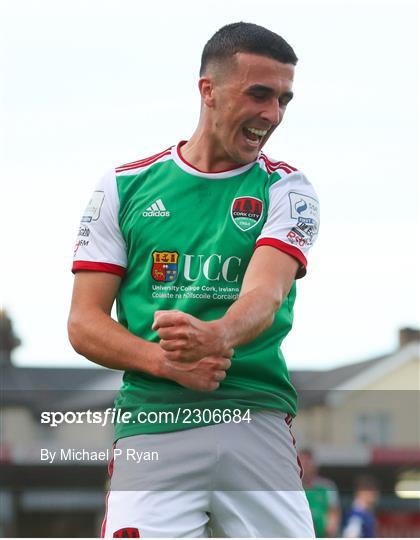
[142,199,170,217]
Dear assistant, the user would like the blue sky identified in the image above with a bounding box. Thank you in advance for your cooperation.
[0,0,418,369]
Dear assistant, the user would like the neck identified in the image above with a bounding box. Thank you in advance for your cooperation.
[181,123,249,173]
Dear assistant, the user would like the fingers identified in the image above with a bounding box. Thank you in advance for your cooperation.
[219,357,231,370]
[162,350,197,363]
[213,370,227,382]
[204,381,220,391]
[152,310,185,331]
[159,339,188,352]
[156,326,190,340]
[164,359,201,372]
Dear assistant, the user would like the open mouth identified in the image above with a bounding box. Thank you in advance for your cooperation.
[242,127,268,148]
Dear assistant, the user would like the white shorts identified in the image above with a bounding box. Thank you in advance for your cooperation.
[102,411,314,538]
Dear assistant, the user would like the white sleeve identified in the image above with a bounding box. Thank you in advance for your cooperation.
[256,171,320,279]
[72,169,127,276]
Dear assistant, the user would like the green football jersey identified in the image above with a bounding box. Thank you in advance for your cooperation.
[73,142,320,439]
[305,477,340,537]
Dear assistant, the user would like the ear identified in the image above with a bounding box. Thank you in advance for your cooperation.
[198,76,216,108]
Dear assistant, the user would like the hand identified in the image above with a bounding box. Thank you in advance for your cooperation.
[152,310,233,363]
[162,355,232,392]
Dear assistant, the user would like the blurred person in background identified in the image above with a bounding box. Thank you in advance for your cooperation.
[342,475,380,538]
[299,448,341,537]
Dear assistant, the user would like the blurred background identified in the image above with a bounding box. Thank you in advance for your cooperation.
[1,314,419,537]
[1,0,419,536]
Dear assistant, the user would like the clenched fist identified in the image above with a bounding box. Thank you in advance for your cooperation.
[162,355,232,392]
[152,310,233,363]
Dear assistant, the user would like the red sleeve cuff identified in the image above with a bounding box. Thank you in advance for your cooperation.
[255,238,307,279]
[72,261,126,277]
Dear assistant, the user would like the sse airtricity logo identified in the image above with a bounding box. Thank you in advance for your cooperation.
[143,199,170,217]
[288,192,319,224]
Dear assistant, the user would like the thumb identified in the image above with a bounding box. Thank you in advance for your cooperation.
[152,309,178,331]
[152,311,164,330]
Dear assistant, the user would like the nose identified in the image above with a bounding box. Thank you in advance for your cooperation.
[261,97,281,126]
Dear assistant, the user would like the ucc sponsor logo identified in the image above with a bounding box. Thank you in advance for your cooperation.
[184,253,241,283]
[151,252,242,283]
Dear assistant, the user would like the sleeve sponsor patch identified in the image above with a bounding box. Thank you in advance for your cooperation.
[82,190,105,223]
[256,171,320,278]
[288,192,319,223]
[72,169,128,271]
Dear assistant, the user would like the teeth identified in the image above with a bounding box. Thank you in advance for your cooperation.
[247,127,268,137]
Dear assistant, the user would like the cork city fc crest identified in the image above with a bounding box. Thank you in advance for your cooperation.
[151,251,179,282]
[231,196,263,231]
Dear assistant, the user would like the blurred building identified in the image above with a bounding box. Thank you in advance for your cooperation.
[293,328,420,537]
[1,314,419,537]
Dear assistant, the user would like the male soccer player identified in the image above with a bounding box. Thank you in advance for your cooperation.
[69,22,320,537]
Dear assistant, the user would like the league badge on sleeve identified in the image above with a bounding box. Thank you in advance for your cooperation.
[82,191,105,223]
[287,192,320,248]
[151,251,179,282]
[288,192,319,225]
[231,196,263,231]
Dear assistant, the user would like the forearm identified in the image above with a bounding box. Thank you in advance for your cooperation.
[326,508,341,537]
[68,308,163,376]
[218,286,282,349]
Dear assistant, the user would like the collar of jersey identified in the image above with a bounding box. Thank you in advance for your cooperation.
[172,141,258,179]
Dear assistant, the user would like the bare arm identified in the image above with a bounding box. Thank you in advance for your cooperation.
[68,271,230,390]
[153,246,299,361]
[68,271,162,373]
[220,245,298,347]
[326,506,341,537]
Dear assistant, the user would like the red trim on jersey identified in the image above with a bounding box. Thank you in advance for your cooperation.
[101,444,116,537]
[72,261,126,277]
[116,146,172,169]
[116,147,172,173]
[261,153,298,172]
[255,238,307,277]
[117,150,171,171]
[176,141,250,173]
[260,154,297,175]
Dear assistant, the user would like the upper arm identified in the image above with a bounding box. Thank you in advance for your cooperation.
[70,271,122,316]
[240,245,298,305]
[68,270,122,356]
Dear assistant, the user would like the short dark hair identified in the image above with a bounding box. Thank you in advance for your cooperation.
[200,22,298,76]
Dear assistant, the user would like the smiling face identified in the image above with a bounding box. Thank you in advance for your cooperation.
[200,52,295,167]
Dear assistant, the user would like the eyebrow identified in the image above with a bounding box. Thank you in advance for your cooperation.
[247,85,294,102]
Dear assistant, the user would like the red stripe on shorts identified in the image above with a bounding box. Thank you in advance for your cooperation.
[284,416,304,479]
[101,444,116,538]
